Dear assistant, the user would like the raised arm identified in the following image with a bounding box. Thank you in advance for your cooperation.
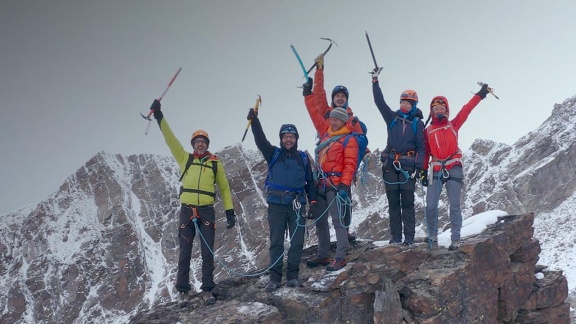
[248,111,276,163]
[372,80,395,125]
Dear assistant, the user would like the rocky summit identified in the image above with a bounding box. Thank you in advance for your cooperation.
[130,213,570,323]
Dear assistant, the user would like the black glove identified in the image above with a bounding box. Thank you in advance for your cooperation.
[150,99,163,120]
[338,184,350,200]
[303,77,313,96]
[247,108,258,120]
[225,209,236,229]
[307,201,318,219]
[419,169,428,187]
[476,83,490,99]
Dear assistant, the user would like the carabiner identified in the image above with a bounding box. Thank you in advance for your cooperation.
[442,168,450,179]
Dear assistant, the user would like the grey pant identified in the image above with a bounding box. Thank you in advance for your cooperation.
[315,189,349,260]
[425,165,464,241]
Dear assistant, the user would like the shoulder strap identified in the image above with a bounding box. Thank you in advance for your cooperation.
[299,150,309,180]
[269,148,282,168]
[179,154,194,182]
[342,133,355,150]
[412,116,419,134]
[179,154,218,182]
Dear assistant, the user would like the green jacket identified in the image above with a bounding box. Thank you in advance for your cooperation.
[159,118,233,209]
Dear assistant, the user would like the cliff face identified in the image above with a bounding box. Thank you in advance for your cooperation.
[129,213,570,324]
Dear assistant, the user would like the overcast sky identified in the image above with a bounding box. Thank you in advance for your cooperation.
[1,1,576,213]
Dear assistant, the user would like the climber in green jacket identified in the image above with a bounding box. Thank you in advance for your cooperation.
[150,99,236,307]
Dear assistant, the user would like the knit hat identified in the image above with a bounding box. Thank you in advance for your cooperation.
[329,107,349,123]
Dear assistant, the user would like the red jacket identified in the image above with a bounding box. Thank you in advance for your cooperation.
[304,89,359,187]
[424,94,482,172]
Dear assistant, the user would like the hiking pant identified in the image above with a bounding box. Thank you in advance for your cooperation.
[315,188,349,260]
[383,169,416,242]
[175,204,216,293]
[425,165,464,241]
[268,202,305,282]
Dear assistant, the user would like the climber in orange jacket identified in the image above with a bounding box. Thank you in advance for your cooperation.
[302,72,359,271]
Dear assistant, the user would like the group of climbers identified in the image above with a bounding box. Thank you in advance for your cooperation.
[147,48,491,307]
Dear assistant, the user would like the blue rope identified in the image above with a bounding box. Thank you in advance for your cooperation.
[191,206,303,277]
[383,163,411,185]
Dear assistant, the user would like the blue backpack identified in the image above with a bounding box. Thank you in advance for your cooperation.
[343,117,369,174]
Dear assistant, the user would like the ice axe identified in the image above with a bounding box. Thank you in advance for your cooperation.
[477,82,499,99]
[306,37,338,75]
[365,31,382,76]
[241,95,262,142]
[140,67,182,135]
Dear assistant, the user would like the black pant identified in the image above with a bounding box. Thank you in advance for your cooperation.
[268,203,305,282]
[383,170,416,242]
[175,205,216,293]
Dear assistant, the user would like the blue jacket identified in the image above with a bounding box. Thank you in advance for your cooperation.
[251,117,317,205]
[372,81,425,170]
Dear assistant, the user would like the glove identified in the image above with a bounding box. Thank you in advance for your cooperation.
[476,83,490,99]
[150,99,163,120]
[302,77,313,96]
[247,108,258,120]
[370,67,383,81]
[419,169,428,187]
[225,209,236,229]
[338,184,350,200]
[314,53,324,70]
[307,201,318,219]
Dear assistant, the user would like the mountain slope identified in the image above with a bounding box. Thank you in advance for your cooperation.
[1,94,576,323]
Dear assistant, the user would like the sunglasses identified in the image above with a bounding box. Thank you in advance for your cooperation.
[431,98,446,106]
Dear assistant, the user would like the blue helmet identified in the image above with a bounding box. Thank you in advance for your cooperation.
[331,85,349,100]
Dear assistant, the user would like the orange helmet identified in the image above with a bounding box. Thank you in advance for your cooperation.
[400,89,418,103]
[191,129,210,147]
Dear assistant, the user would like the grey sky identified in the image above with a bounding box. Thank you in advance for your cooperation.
[1,1,576,213]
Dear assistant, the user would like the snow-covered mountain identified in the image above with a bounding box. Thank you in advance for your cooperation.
[1,94,575,323]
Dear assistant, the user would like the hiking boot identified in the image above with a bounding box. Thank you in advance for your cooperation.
[201,290,215,305]
[265,281,281,292]
[286,278,303,288]
[326,258,347,271]
[448,240,460,251]
[402,240,414,246]
[306,256,331,268]
[347,232,357,242]
[388,239,402,245]
[178,291,189,308]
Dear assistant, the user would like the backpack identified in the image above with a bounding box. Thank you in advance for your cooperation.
[264,148,309,192]
[343,116,369,174]
[388,115,419,135]
[179,153,217,182]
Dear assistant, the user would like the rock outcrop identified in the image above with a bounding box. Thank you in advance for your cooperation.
[130,213,570,323]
